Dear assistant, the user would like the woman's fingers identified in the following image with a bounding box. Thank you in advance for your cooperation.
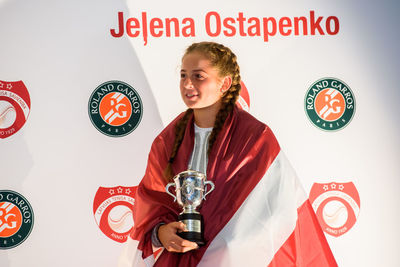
[166,240,184,252]
[170,221,187,232]
[158,222,198,252]
[180,238,197,248]
[175,236,198,250]
[167,236,198,253]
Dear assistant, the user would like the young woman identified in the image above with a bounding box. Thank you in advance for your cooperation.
[119,42,337,267]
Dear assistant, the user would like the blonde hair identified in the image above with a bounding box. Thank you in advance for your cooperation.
[164,42,241,182]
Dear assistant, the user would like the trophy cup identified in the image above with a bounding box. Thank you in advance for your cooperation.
[165,170,215,246]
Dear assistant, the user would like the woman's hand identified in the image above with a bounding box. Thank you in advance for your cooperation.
[158,222,199,253]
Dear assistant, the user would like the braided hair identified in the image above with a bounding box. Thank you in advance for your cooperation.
[164,42,241,182]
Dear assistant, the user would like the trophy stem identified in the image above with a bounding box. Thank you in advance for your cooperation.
[183,206,199,214]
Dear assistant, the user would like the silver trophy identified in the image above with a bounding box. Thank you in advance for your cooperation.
[165,170,215,246]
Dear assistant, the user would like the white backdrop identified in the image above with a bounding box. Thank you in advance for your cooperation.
[1,0,399,266]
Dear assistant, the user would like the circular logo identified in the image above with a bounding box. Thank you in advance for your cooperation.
[305,78,355,131]
[0,81,31,139]
[0,190,34,249]
[88,81,143,137]
[93,186,137,243]
[309,182,360,237]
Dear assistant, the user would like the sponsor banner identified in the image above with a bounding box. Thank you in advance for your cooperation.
[93,186,137,243]
[88,81,143,137]
[0,80,31,139]
[309,182,360,237]
[0,190,34,249]
[305,78,355,131]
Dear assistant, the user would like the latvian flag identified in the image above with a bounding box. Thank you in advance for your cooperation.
[118,109,337,267]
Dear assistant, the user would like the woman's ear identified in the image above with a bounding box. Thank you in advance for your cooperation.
[220,76,232,94]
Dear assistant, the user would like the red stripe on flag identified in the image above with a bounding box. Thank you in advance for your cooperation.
[268,200,338,267]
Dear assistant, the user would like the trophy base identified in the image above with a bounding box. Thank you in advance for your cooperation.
[178,213,205,246]
[178,231,205,246]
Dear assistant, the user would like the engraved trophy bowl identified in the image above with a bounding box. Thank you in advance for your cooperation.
[166,170,215,246]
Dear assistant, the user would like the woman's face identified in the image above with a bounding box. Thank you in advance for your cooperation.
[180,52,226,111]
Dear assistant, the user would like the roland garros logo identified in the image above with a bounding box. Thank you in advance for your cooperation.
[0,190,34,249]
[88,81,143,137]
[0,80,31,139]
[305,78,355,131]
[309,182,360,237]
[93,186,137,243]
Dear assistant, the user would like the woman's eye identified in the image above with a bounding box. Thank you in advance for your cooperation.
[180,73,186,79]
[195,74,204,79]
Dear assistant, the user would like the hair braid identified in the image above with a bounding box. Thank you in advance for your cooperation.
[163,108,193,181]
[205,44,241,155]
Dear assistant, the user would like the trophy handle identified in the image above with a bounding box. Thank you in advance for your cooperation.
[165,182,177,202]
[203,181,215,200]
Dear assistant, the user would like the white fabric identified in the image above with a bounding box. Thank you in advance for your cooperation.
[118,237,155,267]
[193,123,213,132]
[198,151,308,267]
[188,123,212,174]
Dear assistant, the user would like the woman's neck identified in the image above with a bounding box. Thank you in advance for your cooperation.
[193,101,221,128]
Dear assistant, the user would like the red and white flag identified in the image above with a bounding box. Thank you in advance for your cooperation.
[119,107,337,267]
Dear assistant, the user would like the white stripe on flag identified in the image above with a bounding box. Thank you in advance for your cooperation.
[198,151,307,267]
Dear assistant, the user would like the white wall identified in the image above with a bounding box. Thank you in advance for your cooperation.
[1,0,399,266]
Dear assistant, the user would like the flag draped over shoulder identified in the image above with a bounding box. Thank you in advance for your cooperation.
[118,107,337,267]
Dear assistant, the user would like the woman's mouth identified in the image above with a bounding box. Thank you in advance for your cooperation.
[186,93,198,98]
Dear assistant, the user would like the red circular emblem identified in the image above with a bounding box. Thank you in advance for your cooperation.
[93,186,137,243]
[0,80,31,139]
[309,182,360,237]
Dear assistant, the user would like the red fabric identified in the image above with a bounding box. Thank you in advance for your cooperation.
[268,200,338,267]
[130,107,280,266]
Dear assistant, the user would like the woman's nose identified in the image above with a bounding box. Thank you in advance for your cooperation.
[183,77,194,89]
